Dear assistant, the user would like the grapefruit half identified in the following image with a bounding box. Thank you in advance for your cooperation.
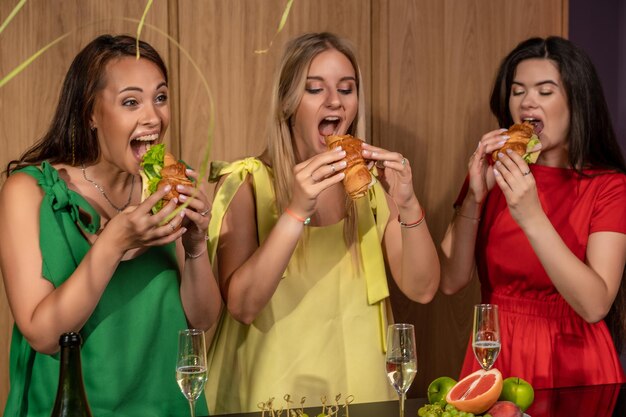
[445,368,503,414]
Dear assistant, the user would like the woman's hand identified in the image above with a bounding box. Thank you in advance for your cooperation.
[106,185,186,252]
[176,168,212,256]
[288,147,347,218]
[492,149,544,228]
[467,129,509,204]
[361,142,415,209]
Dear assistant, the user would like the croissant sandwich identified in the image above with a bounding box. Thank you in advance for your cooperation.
[325,134,371,199]
[492,121,542,164]
[140,143,193,212]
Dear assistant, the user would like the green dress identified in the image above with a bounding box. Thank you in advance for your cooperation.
[3,162,209,417]
[205,158,396,414]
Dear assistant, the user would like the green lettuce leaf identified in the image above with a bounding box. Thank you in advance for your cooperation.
[523,134,541,164]
[140,143,165,210]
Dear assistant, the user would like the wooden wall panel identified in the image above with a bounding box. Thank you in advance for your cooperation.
[0,0,566,411]
[373,0,567,396]
[176,0,371,172]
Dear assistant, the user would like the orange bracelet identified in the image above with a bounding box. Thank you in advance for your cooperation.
[285,208,311,225]
[398,207,425,228]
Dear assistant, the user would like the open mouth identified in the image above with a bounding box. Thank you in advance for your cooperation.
[131,133,159,160]
[318,116,341,137]
[523,118,544,135]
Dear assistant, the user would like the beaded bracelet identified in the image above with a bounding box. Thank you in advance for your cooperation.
[285,208,311,225]
[185,234,210,258]
[398,207,425,229]
[455,207,481,222]
[185,246,207,259]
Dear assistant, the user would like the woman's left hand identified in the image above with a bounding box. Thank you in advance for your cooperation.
[492,149,544,227]
[175,168,211,255]
[361,142,416,208]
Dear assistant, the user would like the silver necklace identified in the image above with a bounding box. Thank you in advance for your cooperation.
[81,164,135,212]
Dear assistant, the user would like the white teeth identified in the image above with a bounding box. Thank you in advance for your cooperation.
[134,133,159,141]
[324,116,340,121]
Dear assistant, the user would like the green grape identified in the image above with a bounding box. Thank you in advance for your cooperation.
[418,406,428,417]
[445,404,455,412]
[483,414,493,417]
[449,410,458,416]
[458,412,467,417]
[467,414,474,417]
[442,412,451,417]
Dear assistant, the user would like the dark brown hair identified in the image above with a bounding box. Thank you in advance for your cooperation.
[491,36,626,352]
[6,34,168,174]
[490,36,626,175]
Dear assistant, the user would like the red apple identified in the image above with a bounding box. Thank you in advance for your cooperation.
[487,400,522,417]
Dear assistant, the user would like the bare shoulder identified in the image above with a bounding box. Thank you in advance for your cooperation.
[1,171,44,204]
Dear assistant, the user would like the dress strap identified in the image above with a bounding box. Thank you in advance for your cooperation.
[15,162,100,286]
[208,158,277,263]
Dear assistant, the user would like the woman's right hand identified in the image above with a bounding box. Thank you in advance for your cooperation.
[467,128,509,204]
[288,147,347,218]
[105,185,186,252]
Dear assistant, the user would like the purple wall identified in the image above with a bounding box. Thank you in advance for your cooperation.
[569,0,626,155]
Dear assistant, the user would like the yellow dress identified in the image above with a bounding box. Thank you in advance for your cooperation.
[206,158,396,414]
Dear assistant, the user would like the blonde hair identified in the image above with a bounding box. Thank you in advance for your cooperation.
[263,32,366,254]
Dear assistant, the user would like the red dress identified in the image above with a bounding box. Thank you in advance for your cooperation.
[459,164,626,389]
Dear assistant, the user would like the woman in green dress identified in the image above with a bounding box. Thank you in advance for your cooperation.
[205,32,440,414]
[0,35,221,417]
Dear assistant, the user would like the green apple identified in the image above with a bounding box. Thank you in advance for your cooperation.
[427,376,457,405]
[499,377,534,412]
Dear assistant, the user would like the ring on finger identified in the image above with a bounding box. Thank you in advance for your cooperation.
[169,222,176,231]
[401,157,407,167]
[200,208,210,216]
[522,170,531,176]
[330,163,336,173]
[375,160,385,169]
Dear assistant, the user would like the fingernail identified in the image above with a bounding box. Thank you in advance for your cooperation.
[371,151,378,157]
[497,140,507,147]
[179,194,187,201]
[498,152,504,159]
[506,148,513,154]
[496,160,503,167]
[499,128,508,132]
[338,161,347,168]
[334,146,343,151]
[493,168,500,176]
[500,135,510,140]
[164,185,172,192]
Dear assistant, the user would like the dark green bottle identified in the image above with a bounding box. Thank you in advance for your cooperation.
[49,332,94,417]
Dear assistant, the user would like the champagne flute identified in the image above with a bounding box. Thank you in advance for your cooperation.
[385,323,417,417]
[176,329,208,417]
[472,304,501,370]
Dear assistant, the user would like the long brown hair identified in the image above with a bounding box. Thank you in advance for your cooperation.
[6,34,168,174]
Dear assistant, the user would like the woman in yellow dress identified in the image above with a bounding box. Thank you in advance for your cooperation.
[205,32,440,414]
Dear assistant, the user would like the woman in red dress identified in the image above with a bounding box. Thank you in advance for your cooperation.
[440,36,626,389]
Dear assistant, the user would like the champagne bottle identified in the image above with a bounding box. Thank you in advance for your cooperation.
[49,332,94,417]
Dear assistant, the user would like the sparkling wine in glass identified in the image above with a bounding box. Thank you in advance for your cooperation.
[386,323,417,417]
[176,329,207,417]
[472,304,501,370]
